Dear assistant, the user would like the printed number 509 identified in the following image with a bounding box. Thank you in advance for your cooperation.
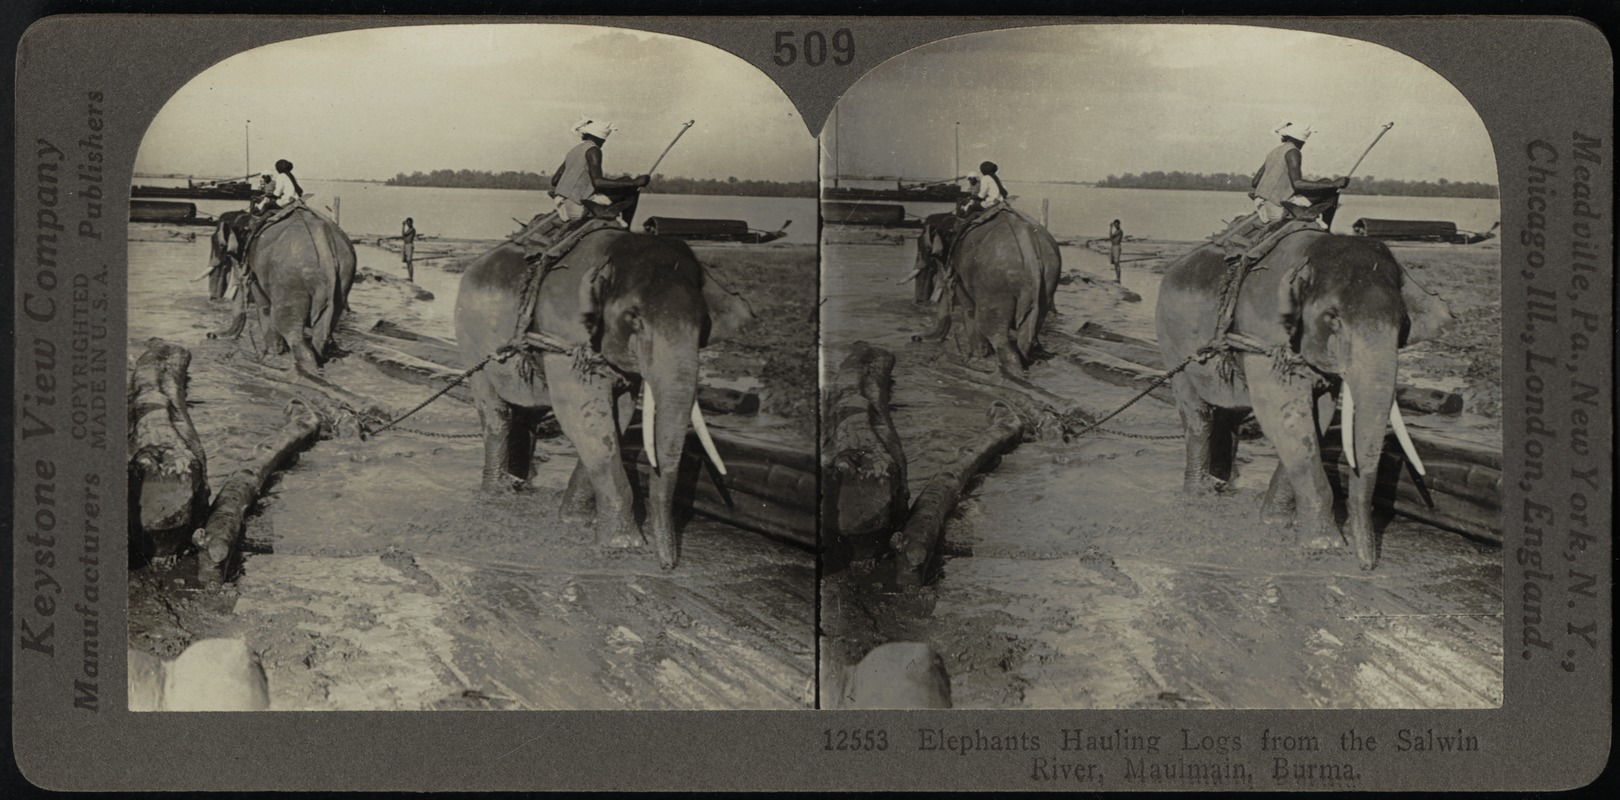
[773,30,854,67]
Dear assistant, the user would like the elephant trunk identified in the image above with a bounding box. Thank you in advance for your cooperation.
[909,245,934,304]
[1341,323,1400,569]
[642,330,702,570]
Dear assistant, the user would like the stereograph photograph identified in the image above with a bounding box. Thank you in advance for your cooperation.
[819,25,1506,711]
[122,24,820,711]
[7,10,1613,793]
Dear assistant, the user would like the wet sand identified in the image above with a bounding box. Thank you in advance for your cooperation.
[127,225,815,710]
[820,234,1503,709]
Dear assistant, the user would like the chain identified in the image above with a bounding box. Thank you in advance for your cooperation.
[1064,354,1199,441]
[364,351,508,437]
[384,425,485,440]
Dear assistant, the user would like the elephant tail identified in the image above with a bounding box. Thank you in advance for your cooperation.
[296,209,345,354]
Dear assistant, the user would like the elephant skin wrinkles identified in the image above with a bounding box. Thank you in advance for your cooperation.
[454,231,754,570]
[1157,232,1445,570]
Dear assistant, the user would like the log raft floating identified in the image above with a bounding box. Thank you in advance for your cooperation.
[128,340,211,557]
[822,342,909,552]
[894,402,1025,586]
[193,399,324,585]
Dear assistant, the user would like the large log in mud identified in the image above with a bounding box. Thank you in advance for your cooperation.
[1324,426,1502,545]
[128,340,210,553]
[623,429,816,550]
[194,399,323,584]
[822,342,909,550]
[894,402,1025,586]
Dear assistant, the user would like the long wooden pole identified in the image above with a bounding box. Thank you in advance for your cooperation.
[646,120,696,176]
[1344,122,1395,181]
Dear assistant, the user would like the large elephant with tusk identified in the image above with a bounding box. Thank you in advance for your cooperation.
[454,232,754,569]
[1155,232,1452,569]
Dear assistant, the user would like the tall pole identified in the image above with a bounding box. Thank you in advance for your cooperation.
[832,105,840,188]
[954,121,960,180]
[245,120,251,180]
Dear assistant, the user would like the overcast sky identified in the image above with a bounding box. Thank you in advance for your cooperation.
[135,25,816,182]
[826,25,1498,185]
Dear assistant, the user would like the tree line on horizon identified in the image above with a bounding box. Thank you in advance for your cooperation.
[385,169,817,198]
[1094,171,1498,199]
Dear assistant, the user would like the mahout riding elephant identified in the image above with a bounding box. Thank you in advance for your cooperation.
[202,210,253,302]
[222,207,357,373]
[454,231,755,569]
[907,212,962,304]
[1155,232,1451,569]
[912,208,1062,376]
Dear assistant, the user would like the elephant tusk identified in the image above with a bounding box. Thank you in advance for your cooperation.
[1389,400,1426,476]
[1340,380,1358,472]
[690,402,727,476]
[642,382,658,470]
[895,268,923,286]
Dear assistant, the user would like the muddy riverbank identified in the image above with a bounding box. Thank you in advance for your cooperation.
[127,225,817,709]
[820,231,1503,709]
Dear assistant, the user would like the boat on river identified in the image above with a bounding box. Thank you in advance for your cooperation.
[132,178,256,201]
[1352,218,1498,245]
[641,216,791,244]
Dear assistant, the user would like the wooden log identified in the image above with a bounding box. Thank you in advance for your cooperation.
[356,267,434,300]
[622,427,816,550]
[1060,345,1176,405]
[895,402,1025,586]
[822,342,909,549]
[346,337,475,405]
[193,399,323,584]
[698,386,761,415]
[1395,385,1464,415]
[128,340,210,551]
[1323,429,1502,545]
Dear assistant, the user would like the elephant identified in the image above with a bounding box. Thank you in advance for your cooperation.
[908,212,963,304]
[912,208,1062,376]
[453,231,755,569]
[202,210,253,302]
[225,207,357,373]
[1155,232,1452,569]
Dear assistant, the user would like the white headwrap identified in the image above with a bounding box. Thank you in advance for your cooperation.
[573,117,618,140]
[1275,122,1315,142]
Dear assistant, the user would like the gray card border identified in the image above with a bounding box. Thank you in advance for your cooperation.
[9,14,1615,792]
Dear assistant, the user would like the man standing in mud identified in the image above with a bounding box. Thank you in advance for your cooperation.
[1250,123,1348,223]
[400,217,417,282]
[1108,219,1124,282]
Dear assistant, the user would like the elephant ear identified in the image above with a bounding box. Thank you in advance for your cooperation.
[701,267,756,346]
[926,225,947,258]
[1399,272,1455,346]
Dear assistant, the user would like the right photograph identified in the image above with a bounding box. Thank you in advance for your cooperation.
[819,24,1503,710]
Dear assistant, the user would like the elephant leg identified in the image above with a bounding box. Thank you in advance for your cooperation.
[1170,372,1224,494]
[505,407,539,481]
[912,295,955,342]
[472,376,524,493]
[1245,357,1339,550]
[1261,461,1297,522]
[990,324,1024,377]
[274,303,322,375]
[1208,406,1241,482]
[548,357,637,548]
[559,459,596,522]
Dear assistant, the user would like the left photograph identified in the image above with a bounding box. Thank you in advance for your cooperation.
[125,24,819,710]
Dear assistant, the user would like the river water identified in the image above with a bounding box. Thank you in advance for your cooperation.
[830,180,1500,241]
[151,178,820,244]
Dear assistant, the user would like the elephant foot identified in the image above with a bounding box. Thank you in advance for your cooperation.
[559,503,594,526]
[480,473,532,495]
[1296,520,1345,551]
[1183,474,1229,497]
[597,516,643,551]
[1259,496,1296,524]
